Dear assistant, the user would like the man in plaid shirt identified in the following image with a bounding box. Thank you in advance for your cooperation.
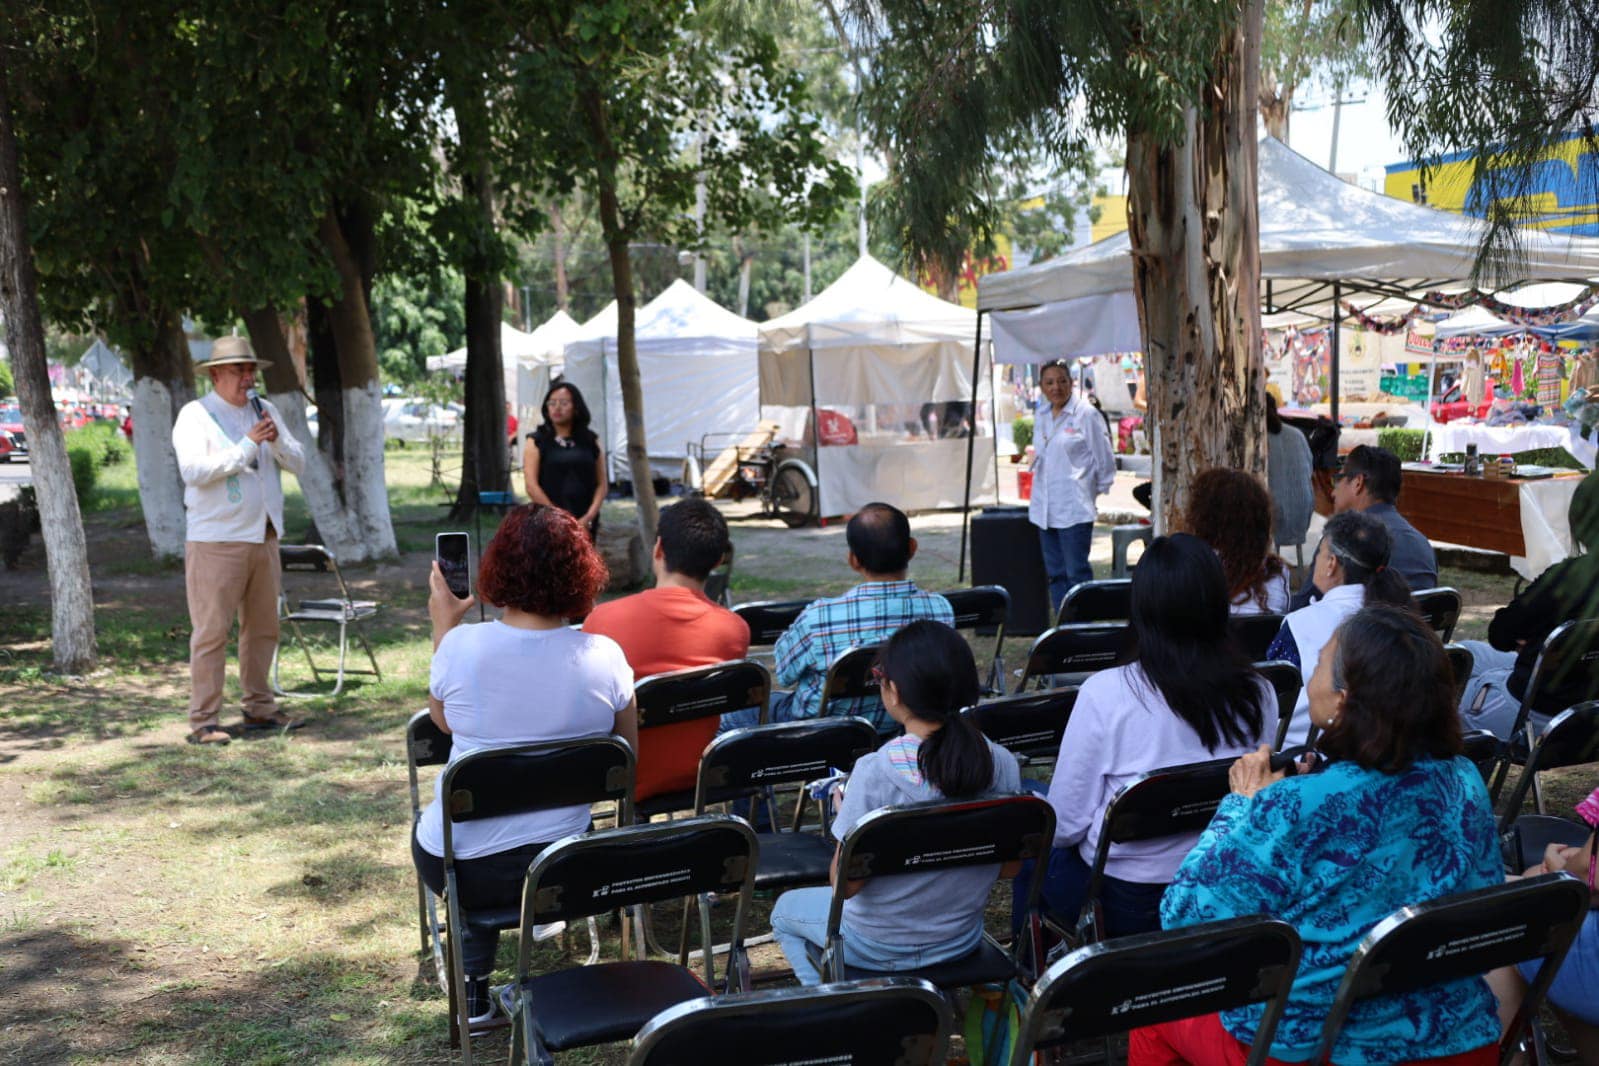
[769,502,953,730]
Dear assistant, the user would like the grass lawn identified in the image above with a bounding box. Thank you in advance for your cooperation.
[0,450,1589,1063]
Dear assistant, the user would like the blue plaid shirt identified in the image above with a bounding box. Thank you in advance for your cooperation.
[774,580,955,729]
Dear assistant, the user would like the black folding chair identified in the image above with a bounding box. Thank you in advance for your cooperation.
[1494,703,1599,872]
[628,978,953,1066]
[1231,612,1287,663]
[1009,916,1302,1066]
[810,794,1055,990]
[1056,578,1131,626]
[1259,660,1304,751]
[272,543,381,696]
[1309,874,1591,1066]
[1487,618,1599,804]
[1074,757,1234,945]
[817,643,888,732]
[732,599,812,649]
[504,815,759,1066]
[1445,643,1475,707]
[633,660,773,821]
[702,544,734,608]
[1413,586,1463,643]
[1015,624,1128,692]
[407,711,452,988]
[438,736,635,1064]
[940,585,1011,696]
[1461,729,1503,785]
[964,687,1079,769]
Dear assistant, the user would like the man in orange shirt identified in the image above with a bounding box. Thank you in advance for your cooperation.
[583,498,749,801]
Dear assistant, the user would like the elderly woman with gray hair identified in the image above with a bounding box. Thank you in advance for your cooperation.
[1266,509,1416,745]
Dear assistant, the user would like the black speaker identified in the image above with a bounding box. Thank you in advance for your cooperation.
[971,506,1051,637]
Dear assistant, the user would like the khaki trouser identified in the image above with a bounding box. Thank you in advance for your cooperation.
[185,531,279,730]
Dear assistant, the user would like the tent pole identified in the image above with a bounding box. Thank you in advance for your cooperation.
[808,339,821,520]
[958,309,986,584]
[1422,340,1438,462]
[1330,282,1342,427]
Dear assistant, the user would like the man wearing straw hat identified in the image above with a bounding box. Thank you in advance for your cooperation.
[171,337,306,745]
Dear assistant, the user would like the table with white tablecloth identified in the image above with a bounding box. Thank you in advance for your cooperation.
[1397,467,1585,580]
[1425,422,1597,470]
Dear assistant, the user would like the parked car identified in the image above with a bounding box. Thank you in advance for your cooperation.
[0,403,27,462]
[1429,382,1493,424]
[382,398,460,445]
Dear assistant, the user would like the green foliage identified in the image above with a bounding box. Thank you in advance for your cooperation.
[1377,427,1424,461]
[371,269,466,384]
[1012,415,1034,454]
[0,359,12,397]
[63,428,101,504]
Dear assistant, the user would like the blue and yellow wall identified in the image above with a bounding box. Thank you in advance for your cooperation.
[1384,130,1599,237]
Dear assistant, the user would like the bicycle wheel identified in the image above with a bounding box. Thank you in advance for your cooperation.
[771,461,817,528]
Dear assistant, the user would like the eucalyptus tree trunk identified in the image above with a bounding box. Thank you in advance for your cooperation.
[551,201,570,310]
[245,306,366,562]
[0,62,97,672]
[1126,0,1265,530]
[127,308,195,559]
[316,211,397,558]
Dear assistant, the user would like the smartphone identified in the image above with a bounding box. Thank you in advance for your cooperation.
[435,532,471,599]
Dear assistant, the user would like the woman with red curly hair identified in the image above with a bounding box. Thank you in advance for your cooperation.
[411,504,636,1026]
[1181,468,1290,616]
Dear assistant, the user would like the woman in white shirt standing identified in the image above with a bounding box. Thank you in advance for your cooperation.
[1029,359,1117,615]
[1034,533,1273,939]
[411,504,637,1025]
[1182,467,1291,616]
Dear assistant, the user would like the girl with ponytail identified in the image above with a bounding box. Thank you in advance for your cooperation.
[769,620,1022,985]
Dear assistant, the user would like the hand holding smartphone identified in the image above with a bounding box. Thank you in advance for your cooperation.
[435,532,471,600]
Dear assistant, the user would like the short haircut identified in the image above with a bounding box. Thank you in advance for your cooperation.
[477,504,608,618]
[657,498,729,580]
[846,502,912,574]
[1341,445,1402,504]
[1318,604,1462,772]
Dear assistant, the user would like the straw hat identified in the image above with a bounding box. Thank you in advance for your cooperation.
[195,336,272,370]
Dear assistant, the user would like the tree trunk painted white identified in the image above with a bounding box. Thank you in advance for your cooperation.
[262,387,366,562]
[0,59,97,672]
[130,376,188,558]
[1125,0,1265,531]
[341,381,395,556]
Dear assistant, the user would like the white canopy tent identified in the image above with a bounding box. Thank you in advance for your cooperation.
[424,319,573,416]
[757,255,997,517]
[563,281,759,479]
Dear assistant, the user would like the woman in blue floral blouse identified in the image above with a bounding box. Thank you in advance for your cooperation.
[1131,605,1502,1066]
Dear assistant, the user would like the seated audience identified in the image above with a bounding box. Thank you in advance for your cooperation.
[1265,393,1314,553]
[1182,467,1290,615]
[1268,509,1413,745]
[770,620,1022,984]
[411,504,636,1025]
[1288,444,1436,609]
[1032,533,1273,939]
[1487,787,1599,1063]
[1459,471,1599,739]
[1134,605,1502,1066]
[745,502,952,731]
[584,498,749,803]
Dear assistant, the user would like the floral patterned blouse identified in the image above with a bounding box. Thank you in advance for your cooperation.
[1161,757,1502,1064]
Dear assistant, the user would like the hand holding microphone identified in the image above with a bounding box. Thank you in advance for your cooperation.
[244,389,278,444]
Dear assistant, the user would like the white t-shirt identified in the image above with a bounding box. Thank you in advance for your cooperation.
[415,621,633,859]
[1230,568,1291,616]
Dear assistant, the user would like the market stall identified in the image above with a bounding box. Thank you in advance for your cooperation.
[1397,467,1586,579]
[564,280,759,480]
[758,255,997,518]
[425,317,575,420]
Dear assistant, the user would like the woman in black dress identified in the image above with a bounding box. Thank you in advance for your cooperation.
[522,382,607,534]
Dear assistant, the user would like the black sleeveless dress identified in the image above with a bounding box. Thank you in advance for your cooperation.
[531,432,600,531]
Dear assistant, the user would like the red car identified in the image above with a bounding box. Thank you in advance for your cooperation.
[0,403,27,462]
[1429,382,1493,424]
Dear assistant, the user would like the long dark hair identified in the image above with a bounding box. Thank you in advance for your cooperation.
[876,620,994,798]
[531,382,598,450]
[1320,510,1414,609]
[1127,533,1266,752]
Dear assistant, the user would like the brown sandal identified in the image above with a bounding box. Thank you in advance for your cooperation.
[187,726,232,745]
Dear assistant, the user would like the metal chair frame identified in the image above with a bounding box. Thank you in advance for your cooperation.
[1493,703,1599,872]
[272,543,381,697]
[964,687,1079,769]
[939,585,1012,696]
[1231,612,1288,664]
[406,711,453,989]
[1486,618,1599,805]
[816,643,887,731]
[1414,587,1464,643]
[731,599,812,649]
[1258,659,1305,751]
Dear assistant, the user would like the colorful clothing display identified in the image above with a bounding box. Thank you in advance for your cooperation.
[1535,350,1566,406]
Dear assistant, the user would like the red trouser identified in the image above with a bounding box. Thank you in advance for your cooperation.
[1128,1012,1498,1066]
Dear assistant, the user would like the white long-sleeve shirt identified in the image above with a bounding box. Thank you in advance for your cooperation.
[172,391,305,543]
[1028,393,1116,530]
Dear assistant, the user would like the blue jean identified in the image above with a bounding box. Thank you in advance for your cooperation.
[770,885,984,986]
[1457,640,1523,740]
[1038,522,1095,618]
[717,691,802,733]
[1014,844,1166,941]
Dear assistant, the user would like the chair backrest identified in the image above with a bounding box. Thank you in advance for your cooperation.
[636,660,772,730]
[1518,618,1599,726]
[1444,643,1474,705]
[702,545,735,608]
[628,978,953,1066]
[1255,660,1303,750]
[405,710,452,817]
[1495,702,1599,833]
[818,644,885,721]
[1230,613,1287,662]
[1013,916,1302,1066]
[732,599,813,647]
[695,717,879,811]
[965,688,1079,763]
[1460,729,1502,784]
[439,736,635,861]
[1086,758,1234,913]
[280,543,334,573]
[1309,873,1592,1066]
[1413,587,1463,642]
[939,585,1011,634]
[519,815,758,966]
[1018,624,1128,691]
[1056,579,1132,626]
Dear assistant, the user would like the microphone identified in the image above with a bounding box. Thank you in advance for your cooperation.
[247,388,266,419]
